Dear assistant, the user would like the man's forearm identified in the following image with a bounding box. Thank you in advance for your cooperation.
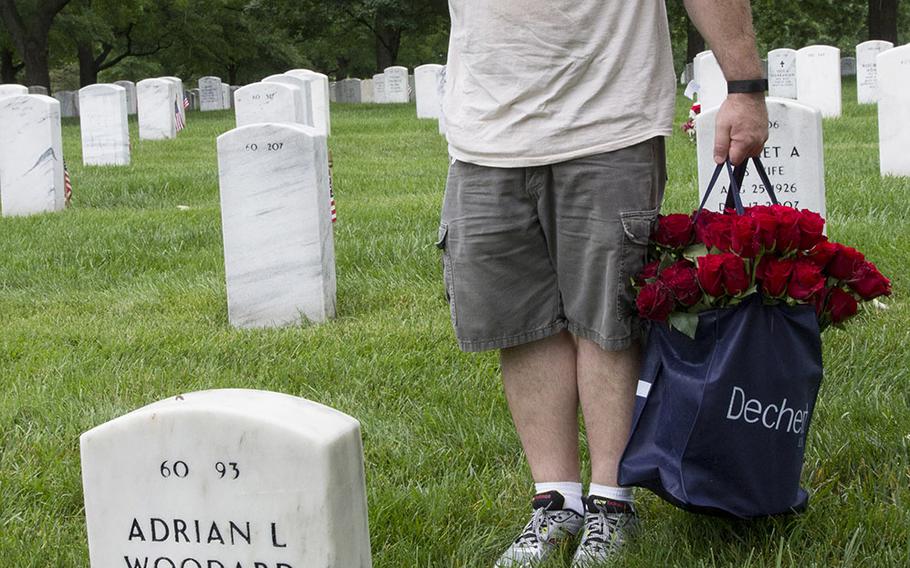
[684,0,764,81]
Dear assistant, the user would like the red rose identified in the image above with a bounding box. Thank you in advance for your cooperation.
[771,205,802,253]
[847,261,891,300]
[757,256,795,298]
[653,214,695,248]
[814,287,832,317]
[828,245,866,281]
[697,214,734,251]
[635,260,660,285]
[636,281,675,321]
[698,253,749,297]
[787,257,826,300]
[747,206,778,251]
[659,260,702,307]
[827,287,859,324]
[798,210,826,250]
[730,215,760,258]
[696,254,725,297]
[807,239,838,269]
[721,253,750,295]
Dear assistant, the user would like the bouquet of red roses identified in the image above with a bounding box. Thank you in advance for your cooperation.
[635,202,891,337]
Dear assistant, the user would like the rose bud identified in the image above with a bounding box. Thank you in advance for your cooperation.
[771,205,802,253]
[748,207,778,251]
[698,215,734,252]
[720,253,750,296]
[827,287,859,324]
[730,215,760,258]
[787,257,826,300]
[636,281,675,321]
[847,261,892,300]
[828,244,866,281]
[757,256,795,298]
[653,214,695,248]
[814,286,832,317]
[798,210,826,250]
[659,260,702,307]
[807,239,839,269]
[697,254,726,297]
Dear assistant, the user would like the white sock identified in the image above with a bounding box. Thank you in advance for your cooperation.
[588,483,633,503]
[535,482,584,516]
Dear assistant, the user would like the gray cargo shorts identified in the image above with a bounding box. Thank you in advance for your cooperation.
[436,137,666,353]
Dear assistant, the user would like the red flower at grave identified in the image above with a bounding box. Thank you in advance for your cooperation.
[788,258,826,300]
[747,205,778,251]
[637,281,675,321]
[636,260,660,285]
[697,213,734,252]
[771,205,802,253]
[827,287,859,324]
[847,261,892,300]
[654,214,695,248]
[757,256,795,298]
[807,239,839,269]
[659,260,702,307]
[698,253,749,296]
[828,244,866,281]
[798,210,826,250]
[730,215,760,258]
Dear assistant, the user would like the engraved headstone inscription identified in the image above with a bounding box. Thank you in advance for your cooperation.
[857,40,894,104]
[384,66,409,103]
[768,48,797,99]
[796,45,842,118]
[234,82,303,128]
[696,97,826,217]
[79,84,130,166]
[81,389,372,568]
[137,78,177,140]
[199,77,224,112]
[0,94,65,216]
[262,74,313,127]
[217,123,336,328]
[878,44,910,177]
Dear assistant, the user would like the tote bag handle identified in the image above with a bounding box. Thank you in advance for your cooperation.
[694,156,781,224]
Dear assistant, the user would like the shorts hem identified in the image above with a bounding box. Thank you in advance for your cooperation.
[567,322,636,352]
[457,321,568,353]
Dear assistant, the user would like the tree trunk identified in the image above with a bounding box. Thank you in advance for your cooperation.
[227,63,238,85]
[22,35,51,91]
[373,12,401,71]
[686,19,705,62]
[1,47,20,83]
[0,0,71,92]
[77,42,99,87]
[868,0,900,44]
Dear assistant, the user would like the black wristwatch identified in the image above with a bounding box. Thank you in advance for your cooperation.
[727,79,768,94]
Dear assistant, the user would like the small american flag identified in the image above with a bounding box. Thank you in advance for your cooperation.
[328,153,336,223]
[175,100,186,132]
[183,95,190,109]
[63,162,73,207]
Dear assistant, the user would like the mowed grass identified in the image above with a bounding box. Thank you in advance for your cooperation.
[1,81,909,567]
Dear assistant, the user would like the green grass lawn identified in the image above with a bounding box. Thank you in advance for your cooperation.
[1,81,909,567]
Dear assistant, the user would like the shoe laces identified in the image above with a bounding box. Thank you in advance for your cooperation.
[580,509,632,554]
[513,507,550,547]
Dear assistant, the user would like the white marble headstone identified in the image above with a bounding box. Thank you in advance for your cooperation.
[286,70,330,136]
[217,123,336,328]
[857,40,894,104]
[263,74,313,127]
[0,84,28,98]
[694,51,727,111]
[81,389,371,568]
[161,76,187,125]
[114,81,139,115]
[328,82,337,103]
[408,74,416,102]
[222,84,232,110]
[768,48,797,99]
[28,85,48,95]
[79,84,130,166]
[437,66,447,135]
[373,74,386,104]
[415,64,443,119]
[234,82,303,128]
[361,79,374,103]
[696,97,826,217]
[840,57,857,76]
[878,44,910,177]
[137,78,177,140]
[0,94,65,216]
[796,45,842,118]
[199,76,224,111]
[383,66,409,103]
[54,90,79,117]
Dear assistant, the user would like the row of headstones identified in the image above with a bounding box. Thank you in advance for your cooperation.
[693,43,910,177]
[228,70,331,136]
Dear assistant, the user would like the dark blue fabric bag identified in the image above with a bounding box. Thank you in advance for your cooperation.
[617,159,824,518]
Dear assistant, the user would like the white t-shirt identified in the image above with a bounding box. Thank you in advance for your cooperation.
[443,1,677,168]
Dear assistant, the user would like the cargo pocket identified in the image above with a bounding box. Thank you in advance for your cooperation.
[617,208,658,321]
[435,223,457,326]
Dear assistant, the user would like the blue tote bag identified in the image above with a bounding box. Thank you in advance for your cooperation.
[617,158,824,518]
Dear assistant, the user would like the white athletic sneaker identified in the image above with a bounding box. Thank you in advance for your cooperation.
[495,491,584,567]
[570,495,639,567]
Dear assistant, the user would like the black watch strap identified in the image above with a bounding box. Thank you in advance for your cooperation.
[727,79,768,94]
